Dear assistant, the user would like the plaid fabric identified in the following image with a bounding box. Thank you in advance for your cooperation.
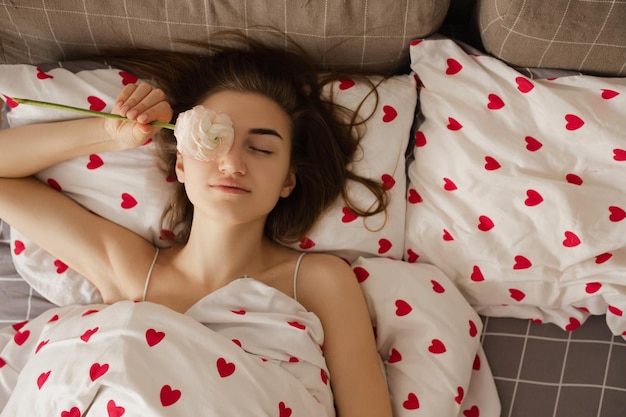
[0,0,449,74]
[478,0,626,76]
[482,315,626,417]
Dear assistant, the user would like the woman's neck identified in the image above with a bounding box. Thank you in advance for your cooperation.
[171,216,274,286]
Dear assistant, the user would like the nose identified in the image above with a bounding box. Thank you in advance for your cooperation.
[218,143,246,176]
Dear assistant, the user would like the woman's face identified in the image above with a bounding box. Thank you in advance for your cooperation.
[175,91,296,226]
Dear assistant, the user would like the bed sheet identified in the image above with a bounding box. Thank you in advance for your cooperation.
[2,220,626,416]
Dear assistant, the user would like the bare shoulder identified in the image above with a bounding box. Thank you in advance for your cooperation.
[295,253,362,313]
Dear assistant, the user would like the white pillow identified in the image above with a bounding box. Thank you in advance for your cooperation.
[404,37,626,336]
[0,62,415,305]
[356,257,500,417]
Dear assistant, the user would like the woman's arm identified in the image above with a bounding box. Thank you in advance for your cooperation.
[0,83,170,178]
[298,254,393,417]
[0,83,173,302]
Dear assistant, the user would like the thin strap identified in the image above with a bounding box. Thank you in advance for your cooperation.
[292,252,306,302]
[142,248,160,302]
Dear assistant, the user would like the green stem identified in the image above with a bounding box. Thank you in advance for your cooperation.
[12,97,176,130]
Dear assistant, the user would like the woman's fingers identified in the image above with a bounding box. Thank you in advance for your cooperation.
[114,83,168,123]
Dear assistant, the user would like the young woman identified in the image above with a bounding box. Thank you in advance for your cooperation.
[0,35,392,416]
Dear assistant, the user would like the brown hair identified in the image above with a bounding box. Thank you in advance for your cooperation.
[101,32,389,244]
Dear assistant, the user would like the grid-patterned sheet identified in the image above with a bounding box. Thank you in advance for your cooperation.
[2,218,626,416]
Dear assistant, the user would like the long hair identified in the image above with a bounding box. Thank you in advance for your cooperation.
[100,32,388,244]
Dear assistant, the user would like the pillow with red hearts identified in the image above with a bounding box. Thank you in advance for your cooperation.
[355,257,501,417]
[0,62,415,305]
[404,36,626,336]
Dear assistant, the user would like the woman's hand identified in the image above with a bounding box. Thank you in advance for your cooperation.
[104,82,173,148]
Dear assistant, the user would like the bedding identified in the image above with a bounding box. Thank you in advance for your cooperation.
[405,36,626,336]
[0,59,500,415]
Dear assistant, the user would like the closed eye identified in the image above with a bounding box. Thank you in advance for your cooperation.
[249,146,273,155]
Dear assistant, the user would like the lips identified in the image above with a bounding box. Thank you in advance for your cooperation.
[210,180,250,193]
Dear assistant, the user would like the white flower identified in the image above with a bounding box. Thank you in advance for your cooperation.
[174,105,235,161]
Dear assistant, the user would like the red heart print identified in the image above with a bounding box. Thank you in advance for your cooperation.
[121,193,137,209]
[609,206,626,222]
[388,348,402,363]
[565,114,584,130]
[563,231,581,247]
[477,215,494,231]
[585,282,602,294]
[487,94,505,110]
[36,339,49,353]
[13,240,25,255]
[408,188,422,204]
[445,58,463,75]
[378,238,392,254]
[160,229,176,241]
[54,259,68,274]
[61,407,81,417]
[431,280,445,293]
[216,357,236,377]
[107,399,126,417]
[415,131,427,147]
[525,136,542,151]
[565,317,581,331]
[320,369,328,384]
[48,314,59,323]
[484,156,501,170]
[596,252,612,264]
[90,362,109,381]
[509,288,526,301]
[299,237,315,250]
[87,154,104,170]
[609,305,624,316]
[88,96,107,112]
[428,339,446,354]
[12,320,28,332]
[410,39,423,46]
[231,309,246,315]
[443,229,454,241]
[353,266,370,283]
[463,405,480,417]
[614,149,626,161]
[525,189,543,206]
[566,173,583,185]
[338,79,355,90]
[406,249,419,263]
[0,357,5,368]
[37,371,51,389]
[341,206,358,223]
[47,178,62,191]
[455,386,465,404]
[160,385,182,407]
[513,255,532,269]
[146,329,165,347]
[3,95,18,108]
[382,105,398,123]
[473,354,481,370]
[119,70,138,86]
[82,309,99,317]
[601,89,619,99]
[446,117,463,131]
[13,329,30,346]
[469,320,478,337]
[279,402,292,417]
[471,265,485,281]
[515,76,534,93]
[81,327,99,343]
[395,299,413,316]
[381,174,396,190]
[288,321,306,330]
[403,393,420,410]
[36,67,54,80]
[443,177,457,191]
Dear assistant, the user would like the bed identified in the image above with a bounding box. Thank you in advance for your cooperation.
[1,1,626,416]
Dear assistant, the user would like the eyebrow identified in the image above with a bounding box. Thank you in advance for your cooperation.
[248,128,283,140]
